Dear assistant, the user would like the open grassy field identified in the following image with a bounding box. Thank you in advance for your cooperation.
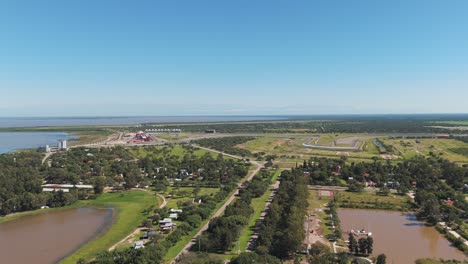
[433,121,468,126]
[153,133,192,141]
[335,190,412,211]
[236,133,468,164]
[62,191,159,264]
[381,138,468,164]
[70,130,113,146]
[233,170,282,253]
[307,190,334,240]
[129,145,216,159]
[237,134,381,164]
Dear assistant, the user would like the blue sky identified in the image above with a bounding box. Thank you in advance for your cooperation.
[1,0,467,116]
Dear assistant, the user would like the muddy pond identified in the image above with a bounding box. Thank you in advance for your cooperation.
[338,209,466,264]
[0,207,113,264]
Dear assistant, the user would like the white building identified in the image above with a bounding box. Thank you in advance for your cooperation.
[57,139,68,150]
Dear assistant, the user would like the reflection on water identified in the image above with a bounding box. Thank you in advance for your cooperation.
[0,207,113,264]
[338,209,466,264]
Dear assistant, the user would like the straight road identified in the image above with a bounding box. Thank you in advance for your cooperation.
[171,146,263,263]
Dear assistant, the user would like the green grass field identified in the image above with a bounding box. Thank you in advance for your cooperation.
[335,190,411,211]
[238,134,381,164]
[154,133,192,141]
[307,190,334,239]
[433,121,468,126]
[165,187,219,209]
[129,145,216,159]
[382,138,468,164]
[237,133,468,165]
[62,191,159,264]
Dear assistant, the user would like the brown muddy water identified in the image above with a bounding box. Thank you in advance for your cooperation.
[0,207,113,264]
[338,209,467,264]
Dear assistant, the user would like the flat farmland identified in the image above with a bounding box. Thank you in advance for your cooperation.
[381,138,468,164]
[236,134,383,164]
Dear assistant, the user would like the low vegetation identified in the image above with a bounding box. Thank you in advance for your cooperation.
[194,136,256,157]
[63,191,158,264]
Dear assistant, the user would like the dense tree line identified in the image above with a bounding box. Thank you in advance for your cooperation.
[0,152,81,215]
[256,169,309,258]
[193,136,255,157]
[194,170,274,253]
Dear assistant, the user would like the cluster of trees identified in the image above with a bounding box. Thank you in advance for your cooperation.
[89,243,167,264]
[49,145,249,191]
[0,152,82,215]
[302,155,468,245]
[193,136,255,157]
[327,202,342,239]
[256,169,308,258]
[194,170,274,253]
[347,233,373,256]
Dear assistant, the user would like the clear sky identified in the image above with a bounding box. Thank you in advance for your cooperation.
[1,0,467,116]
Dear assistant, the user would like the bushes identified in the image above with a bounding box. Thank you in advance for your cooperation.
[231,252,281,264]
[193,137,255,157]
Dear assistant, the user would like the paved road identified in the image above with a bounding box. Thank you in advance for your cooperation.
[171,147,263,263]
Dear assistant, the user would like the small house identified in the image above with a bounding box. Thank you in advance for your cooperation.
[133,241,145,249]
[169,213,178,219]
[159,218,172,225]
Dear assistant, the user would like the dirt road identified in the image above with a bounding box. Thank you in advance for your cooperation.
[108,192,167,251]
[171,147,263,263]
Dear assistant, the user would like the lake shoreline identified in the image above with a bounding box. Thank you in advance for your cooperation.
[337,208,467,263]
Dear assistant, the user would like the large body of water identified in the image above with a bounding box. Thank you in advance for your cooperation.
[338,209,466,264]
[0,132,69,154]
[0,207,113,264]
[0,116,288,128]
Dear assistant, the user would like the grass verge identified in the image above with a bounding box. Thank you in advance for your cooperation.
[62,190,158,264]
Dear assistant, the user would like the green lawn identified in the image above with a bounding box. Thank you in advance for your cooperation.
[129,145,216,159]
[307,190,334,239]
[62,191,159,264]
[165,187,219,209]
[335,190,411,211]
